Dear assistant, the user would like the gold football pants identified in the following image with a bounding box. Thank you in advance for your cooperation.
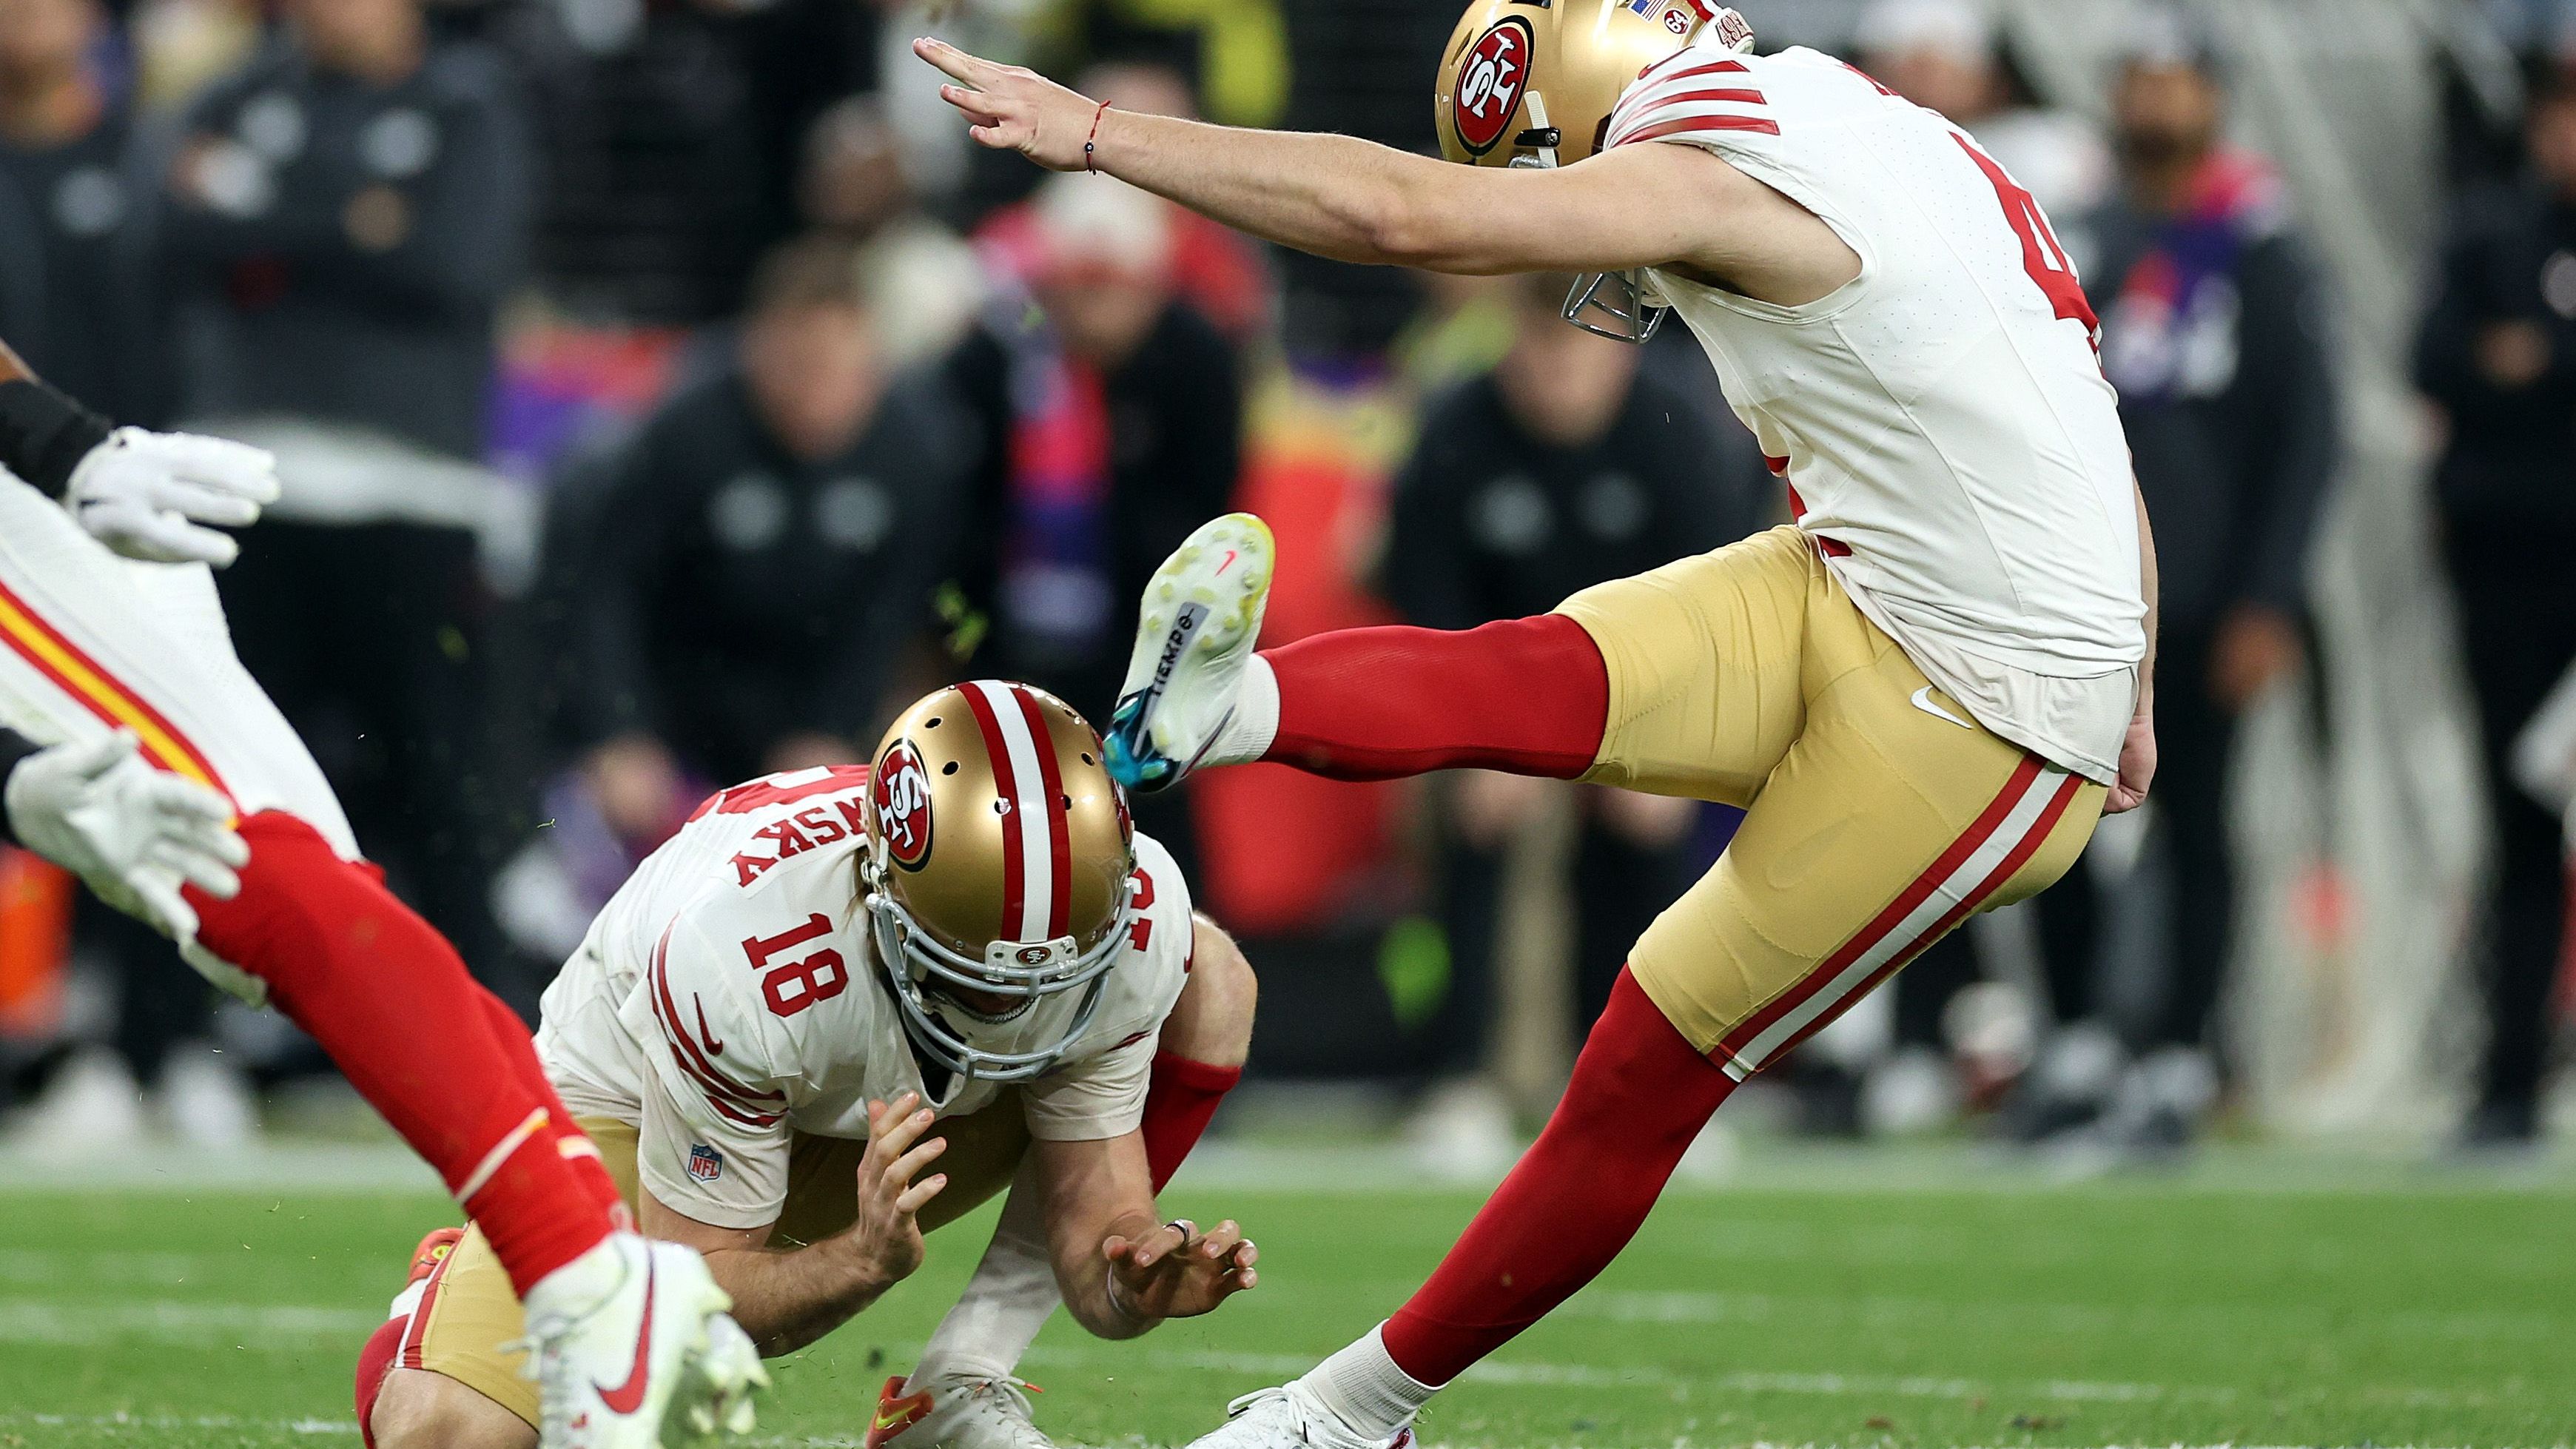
[390,1101,1030,1427]
[1556,526,2105,1078]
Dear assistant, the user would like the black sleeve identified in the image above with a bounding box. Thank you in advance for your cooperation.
[0,172,51,370]
[938,328,1013,668]
[1635,382,1739,560]
[1182,322,1244,522]
[566,423,676,747]
[0,724,41,847]
[805,388,975,742]
[2412,193,2576,423]
[0,377,112,499]
[2413,204,2489,413]
[1381,388,1485,631]
[1112,307,1243,630]
[2228,232,2339,614]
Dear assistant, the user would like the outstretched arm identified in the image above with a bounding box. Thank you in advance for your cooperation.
[912,38,1856,301]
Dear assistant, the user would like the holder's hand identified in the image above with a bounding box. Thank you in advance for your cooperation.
[1103,1216,1258,1322]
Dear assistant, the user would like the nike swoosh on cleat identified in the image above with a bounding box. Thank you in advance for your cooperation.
[1910,686,1973,730]
[1216,548,1238,575]
[867,1376,930,1448]
[593,1257,655,1416]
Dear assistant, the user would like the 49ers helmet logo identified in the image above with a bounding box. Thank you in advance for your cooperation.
[1452,17,1533,156]
[872,739,934,871]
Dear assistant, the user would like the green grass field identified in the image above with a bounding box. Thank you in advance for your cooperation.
[1,1154,2572,1448]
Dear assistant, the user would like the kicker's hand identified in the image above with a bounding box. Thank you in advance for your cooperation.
[833,1092,948,1291]
[2105,705,2156,815]
[65,428,278,567]
[915,37,1103,172]
[1103,1216,1258,1322]
[4,729,245,938]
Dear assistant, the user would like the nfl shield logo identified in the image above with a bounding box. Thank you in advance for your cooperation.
[688,1144,724,1183]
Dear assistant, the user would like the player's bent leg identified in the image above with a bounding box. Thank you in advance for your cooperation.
[371,1370,535,1449]
[356,1119,763,1448]
[184,811,617,1296]
[1628,608,2102,1076]
[362,1220,547,1435]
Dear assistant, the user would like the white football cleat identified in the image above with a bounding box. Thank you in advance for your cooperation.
[1105,512,1274,792]
[517,1232,767,1448]
[1183,1385,1413,1449]
[868,1369,1053,1449]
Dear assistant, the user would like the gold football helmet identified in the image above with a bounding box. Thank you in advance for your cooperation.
[861,681,1137,1083]
[1433,0,1758,342]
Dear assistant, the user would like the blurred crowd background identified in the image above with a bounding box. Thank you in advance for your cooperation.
[0,0,2570,1174]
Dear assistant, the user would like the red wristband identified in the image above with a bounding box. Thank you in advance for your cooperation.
[1084,98,1112,174]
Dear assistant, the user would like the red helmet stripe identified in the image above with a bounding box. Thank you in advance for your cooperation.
[959,682,1028,941]
[1008,686,1075,941]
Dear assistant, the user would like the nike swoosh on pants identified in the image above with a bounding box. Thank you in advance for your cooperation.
[1910,686,1971,730]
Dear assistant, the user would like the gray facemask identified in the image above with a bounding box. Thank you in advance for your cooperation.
[1563,271,1671,343]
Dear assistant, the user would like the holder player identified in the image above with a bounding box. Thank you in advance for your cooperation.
[0,343,763,1448]
[915,1,2159,1444]
[363,682,1262,1449]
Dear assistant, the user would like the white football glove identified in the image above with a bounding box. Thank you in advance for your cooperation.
[4,729,249,940]
[64,427,280,568]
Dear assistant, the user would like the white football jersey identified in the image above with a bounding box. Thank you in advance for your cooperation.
[535,764,1197,1231]
[1606,39,2147,781]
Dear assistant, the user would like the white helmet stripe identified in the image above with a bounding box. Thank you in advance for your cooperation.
[969,679,1056,943]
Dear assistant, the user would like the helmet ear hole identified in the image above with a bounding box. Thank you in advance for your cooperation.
[943,761,960,776]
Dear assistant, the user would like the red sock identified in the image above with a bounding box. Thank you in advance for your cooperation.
[353,1315,403,1449]
[1380,969,1734,1385]
[1262,615,1608,781]
[1143,1052,1243,1192]
[186,812,615,1295]
[474,989,628,1226]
